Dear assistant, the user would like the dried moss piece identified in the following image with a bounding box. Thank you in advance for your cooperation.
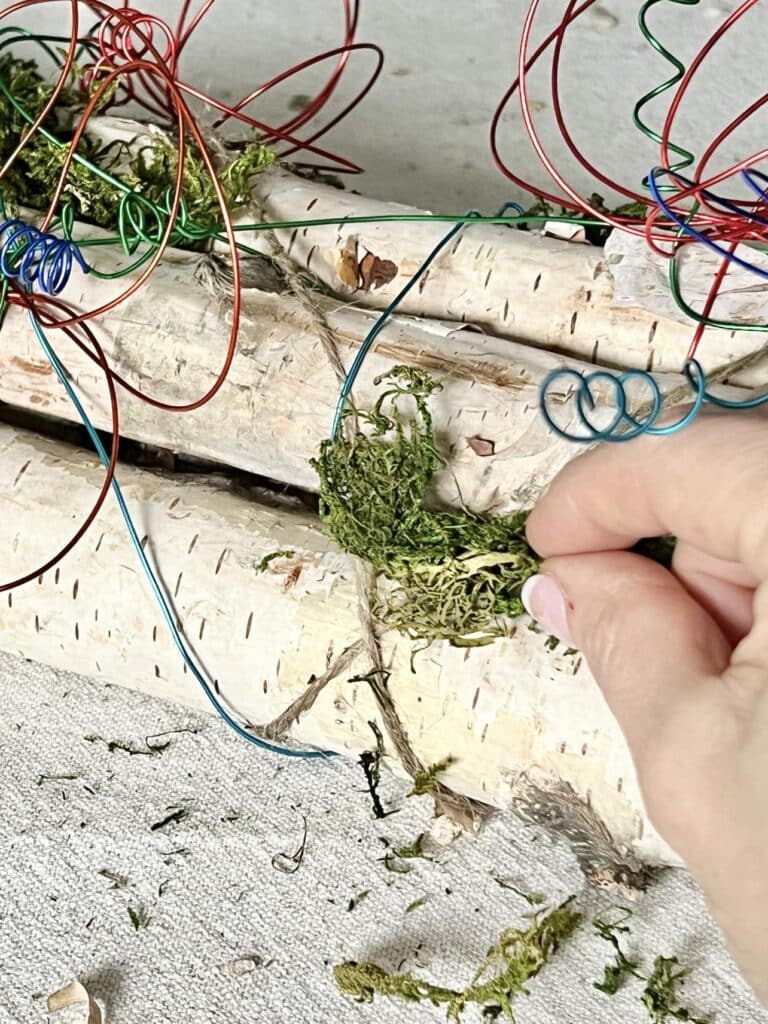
[127,904,152,931]
[150,806,188,831]
[334,898,582,1022]
[460,899,582,1019]
[254,549,296,574]
[347,890,371,912]
[593,907,642,995]
[408,757,456,797]
[493,880,545,906]
[358,720,393,819]
[335,961,461,1011]
[312,367,539,646]
[642,957,708,1024]
[394,834,428,860]
[405,897,427,914]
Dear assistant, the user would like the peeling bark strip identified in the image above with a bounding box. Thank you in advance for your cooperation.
[511,778,654,894]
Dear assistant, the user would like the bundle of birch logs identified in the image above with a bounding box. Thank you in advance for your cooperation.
[3,116,767,882]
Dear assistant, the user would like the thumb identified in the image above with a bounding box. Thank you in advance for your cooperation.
[521,551,733,753]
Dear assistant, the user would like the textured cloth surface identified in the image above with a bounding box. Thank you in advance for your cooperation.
[0,649,765,1024]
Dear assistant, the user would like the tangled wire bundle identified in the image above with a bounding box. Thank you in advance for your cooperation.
[491,0,768,438]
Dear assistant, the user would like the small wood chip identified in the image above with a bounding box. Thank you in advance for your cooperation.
[218,955,264,978]
[359,251,398,291]
[47,981,102,1023]
[337,242,360,289]
[466,436,496,457]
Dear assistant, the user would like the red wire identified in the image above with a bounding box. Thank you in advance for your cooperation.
[1,290,121,592]
[549,0,647,205]
[0,0,80,180]
[0,0,379,590]
[659,0,760,175]
[80,1,377,173]
[490,0,600,209]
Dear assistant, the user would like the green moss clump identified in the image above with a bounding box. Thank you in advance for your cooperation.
[0,54,275,234]
[312,367,539,647]
[125,135,275,229]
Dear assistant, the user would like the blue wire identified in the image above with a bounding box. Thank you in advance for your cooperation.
[0,217,91,294]
[648,166,768,279]
[330,202,525,437]
[539,357,768,443]
[27,310,332,760]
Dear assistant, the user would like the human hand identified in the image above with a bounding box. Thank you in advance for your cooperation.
[521,413,768,1006]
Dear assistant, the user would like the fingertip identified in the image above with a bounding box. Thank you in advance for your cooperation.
[521,573,574,646]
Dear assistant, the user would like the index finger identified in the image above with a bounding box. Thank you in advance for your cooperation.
[526,412,768,576]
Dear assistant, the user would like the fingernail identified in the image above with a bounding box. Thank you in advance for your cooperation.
[521,574,573,645]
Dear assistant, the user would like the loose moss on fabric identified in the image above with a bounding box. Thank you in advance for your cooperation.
[312,367,540,647]
[0,54,275,234]
[593,907,642,995]
[334,898,582,1022]
[592,909,709,1022]
[642,957,709,1024]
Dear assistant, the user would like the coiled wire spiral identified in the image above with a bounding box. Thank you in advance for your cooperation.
[0,217,89,295]
[539,359,768,444]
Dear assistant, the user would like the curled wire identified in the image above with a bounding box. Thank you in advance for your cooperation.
[647,166,768,278]
[539,360,768,443]
[0,216,89,294]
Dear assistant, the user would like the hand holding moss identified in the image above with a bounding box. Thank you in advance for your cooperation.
[522,413,768,1007]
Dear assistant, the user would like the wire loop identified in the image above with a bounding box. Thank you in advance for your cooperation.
[0,217,89,294]
[539,359,768,443]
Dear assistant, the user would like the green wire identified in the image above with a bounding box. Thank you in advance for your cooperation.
[668,253,768,332]
[634,0,699,186]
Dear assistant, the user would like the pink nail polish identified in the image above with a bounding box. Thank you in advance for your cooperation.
[521,574,574,646]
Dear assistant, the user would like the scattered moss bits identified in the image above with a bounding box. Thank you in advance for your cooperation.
[642,957,708,1024]
[593,908,642,995]
[408,757,455,797]
[334,898,582,1022]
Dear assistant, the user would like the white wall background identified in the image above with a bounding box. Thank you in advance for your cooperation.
[16,1,757,211]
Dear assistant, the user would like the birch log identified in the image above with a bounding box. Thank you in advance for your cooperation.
[0,420,673,869]
[43,116,768,381]
[248,168,768,386]
[0,222,752,506]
